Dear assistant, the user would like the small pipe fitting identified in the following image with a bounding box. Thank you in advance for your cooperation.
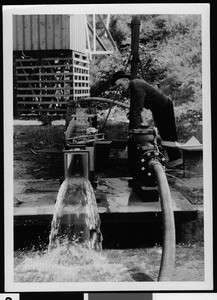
[148,158,161,169]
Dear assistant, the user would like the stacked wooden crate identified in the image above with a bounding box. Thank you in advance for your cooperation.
[72,51,90,101]
[13,15,90,117]
[14,51,90,116]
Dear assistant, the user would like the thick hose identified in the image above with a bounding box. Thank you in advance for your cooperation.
[151,161,176,281]
[76,97,176,280]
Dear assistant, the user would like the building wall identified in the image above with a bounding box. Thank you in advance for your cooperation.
[13,14,87,53]
[70,15,86,54]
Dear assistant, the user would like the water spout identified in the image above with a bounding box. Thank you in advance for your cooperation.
[49,178,102,251]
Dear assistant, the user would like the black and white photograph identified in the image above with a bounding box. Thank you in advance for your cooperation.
[3,4,212,292]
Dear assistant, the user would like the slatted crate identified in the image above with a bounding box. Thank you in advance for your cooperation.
[14,50,90,117]
[72,52,90,101]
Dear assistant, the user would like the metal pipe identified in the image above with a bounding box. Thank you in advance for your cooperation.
[100,93,118,132]
[131,15,141,79]
[77,97,130,109]
[151,161,176,281]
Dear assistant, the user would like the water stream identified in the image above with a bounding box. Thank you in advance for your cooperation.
[13,178,203,282]
[48,178,102,251]
[14,178,133,282]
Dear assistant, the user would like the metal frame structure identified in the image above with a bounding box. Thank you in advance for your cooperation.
[85,14,118,59]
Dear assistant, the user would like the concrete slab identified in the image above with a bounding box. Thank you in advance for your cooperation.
[14,178,197,220]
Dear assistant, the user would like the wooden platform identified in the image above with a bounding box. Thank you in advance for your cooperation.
[14,178,199,226]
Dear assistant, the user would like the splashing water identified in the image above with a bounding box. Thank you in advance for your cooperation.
[14,178,132,282]
[14,242,132,282]
[14,178,157,282]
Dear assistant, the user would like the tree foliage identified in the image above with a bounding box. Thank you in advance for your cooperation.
[89,14,202,142]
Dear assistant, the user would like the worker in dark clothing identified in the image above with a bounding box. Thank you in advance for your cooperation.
[111,70,182,168]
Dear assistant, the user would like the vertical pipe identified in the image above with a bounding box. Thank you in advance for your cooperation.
[131,15,141,79]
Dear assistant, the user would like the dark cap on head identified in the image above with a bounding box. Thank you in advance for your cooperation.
[111,70,131,85]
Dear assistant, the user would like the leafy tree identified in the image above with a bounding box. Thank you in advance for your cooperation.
[89,14,202,141]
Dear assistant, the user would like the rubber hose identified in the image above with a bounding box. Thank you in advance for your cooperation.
[152,161,176,281]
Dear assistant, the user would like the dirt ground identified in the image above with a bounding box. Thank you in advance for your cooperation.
[13,121,205,282]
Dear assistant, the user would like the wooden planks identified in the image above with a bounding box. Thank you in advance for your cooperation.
[46,15,54,50]
[14,50,90,116]
[69,14,86,54]
[13,15,70,51]
[24,15,31,50]
[13,14,86,52]
[72,52,90,101]
[39,15,46,50]
[31,15,39,50]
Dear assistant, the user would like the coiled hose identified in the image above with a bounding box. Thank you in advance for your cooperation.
[151,161,176,281]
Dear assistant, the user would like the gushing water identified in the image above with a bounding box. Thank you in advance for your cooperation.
[14,178,160,282]
[49,178,102,251]
[14,178,133,282]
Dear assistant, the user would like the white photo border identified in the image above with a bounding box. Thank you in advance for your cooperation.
[3,3,212,292]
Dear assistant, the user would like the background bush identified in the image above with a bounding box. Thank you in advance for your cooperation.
[89,14,202,143]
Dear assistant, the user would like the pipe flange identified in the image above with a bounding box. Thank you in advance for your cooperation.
[139,150,166,174]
